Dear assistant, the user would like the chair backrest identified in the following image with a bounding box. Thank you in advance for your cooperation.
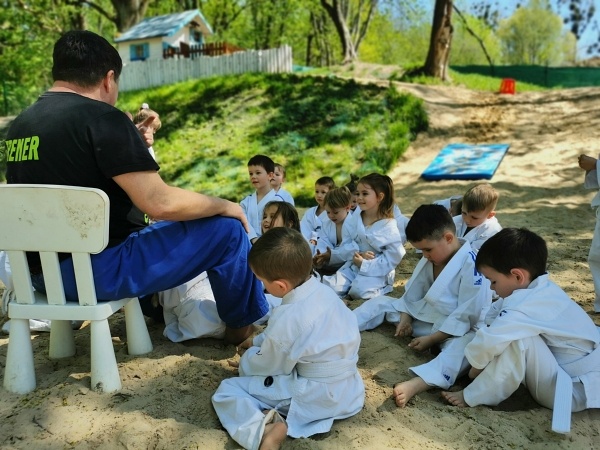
[0,184,110,306]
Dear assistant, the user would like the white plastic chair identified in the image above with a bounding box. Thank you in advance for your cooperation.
[0,184,153,394]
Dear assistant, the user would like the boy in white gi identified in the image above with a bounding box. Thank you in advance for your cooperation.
[352,204,491,407]
[578,153,600,312]
[241,154,284,243]
[442,228,600,434]
[299,176,335,247]
[454,183,502,252]
[212,227,365,450]
[270,162,295,205]
[313,186,355,275]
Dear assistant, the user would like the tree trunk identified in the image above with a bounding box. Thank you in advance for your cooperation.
[320,0,377,64]
[423,0,453,80]
[110,0,151,32]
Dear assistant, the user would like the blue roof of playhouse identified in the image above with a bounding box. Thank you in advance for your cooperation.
[115,9,212,43]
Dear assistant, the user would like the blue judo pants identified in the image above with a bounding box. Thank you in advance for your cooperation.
[34,216,268,328]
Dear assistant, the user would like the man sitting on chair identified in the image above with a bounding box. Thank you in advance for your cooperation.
[4,30,267,345]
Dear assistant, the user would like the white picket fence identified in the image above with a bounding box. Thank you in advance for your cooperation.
[119,45,293,92]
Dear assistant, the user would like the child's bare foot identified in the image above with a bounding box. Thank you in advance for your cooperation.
[260,422,287,450]
[392,377,428,407]
[441,390,467,407]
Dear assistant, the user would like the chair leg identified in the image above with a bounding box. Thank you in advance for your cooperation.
[49,320,76,359]
[89,319,121,393]
[4,318,36,394]
[124,298,153,356]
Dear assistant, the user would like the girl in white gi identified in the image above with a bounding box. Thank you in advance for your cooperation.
[321,173,405,300]
[299,176,335,248]
[442,228,600,434]
[241,154,284,243]
[270,162,295,205]
[453,183,502,252]
[578,153,600,312]
[261,201,301,235]
[313,186,355,275]
[212,227,365,450]
[352,204,492,407]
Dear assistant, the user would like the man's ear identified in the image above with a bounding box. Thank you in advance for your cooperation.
[102,70,115,92]
[510,268,529,285]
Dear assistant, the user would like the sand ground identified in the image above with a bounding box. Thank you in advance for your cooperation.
[2,82,600,449]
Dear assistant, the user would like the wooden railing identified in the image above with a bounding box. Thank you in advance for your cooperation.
[163,41,245,59]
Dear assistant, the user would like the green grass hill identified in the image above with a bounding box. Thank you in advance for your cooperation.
[117,72,428,206]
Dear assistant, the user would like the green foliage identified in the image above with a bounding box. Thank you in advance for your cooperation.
[497,0,577,65]
[117,73,428,206]
[450,12,503,66]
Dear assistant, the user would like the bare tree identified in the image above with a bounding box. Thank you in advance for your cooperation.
[319,0,378,64]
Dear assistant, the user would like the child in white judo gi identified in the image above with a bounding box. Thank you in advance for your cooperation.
[299,176,335,247]
[313,186,354,275]
[442,228,600,434]
[321,173,405,300]
[241,154,284,243]
[212,227,365,450]
[578,152,600,312]
[271,162,295,205]
[453,183,502,252]
[352,204,492,407]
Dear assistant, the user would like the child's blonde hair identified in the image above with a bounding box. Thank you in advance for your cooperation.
[462,183,498,212]
[133,103,162,131]
[324,186,352,210]
[358,173,395,218]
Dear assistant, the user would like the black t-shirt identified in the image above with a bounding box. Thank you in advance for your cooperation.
[6,92,159,245]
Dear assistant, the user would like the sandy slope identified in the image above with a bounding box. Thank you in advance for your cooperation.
[2,83,600,449]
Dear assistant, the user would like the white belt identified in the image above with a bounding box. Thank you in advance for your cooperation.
[296,358,357,382]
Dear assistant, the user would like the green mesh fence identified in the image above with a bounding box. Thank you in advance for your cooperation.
[451,65,600,88]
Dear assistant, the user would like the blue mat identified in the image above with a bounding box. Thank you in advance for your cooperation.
[421,143,510,181]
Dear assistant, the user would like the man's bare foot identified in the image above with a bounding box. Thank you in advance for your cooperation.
[392,377,428,407]
[260,422,287,450]
[224,324,256,346]
[441,390,468,407]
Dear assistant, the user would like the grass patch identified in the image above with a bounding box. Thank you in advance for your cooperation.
[117,72,428,206]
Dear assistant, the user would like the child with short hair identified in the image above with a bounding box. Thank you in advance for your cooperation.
[261,201,301,234]
[344,174,360,212]
[321,173,405,300]
[133,103,162,160]
[271,163,295,205]
[454,183,501,251]
[442,228,600,434]
[241,154,284,243]
[352,204,492,407]
[313,187,355,274]
[212,227,365,450]
[300,176,336,245]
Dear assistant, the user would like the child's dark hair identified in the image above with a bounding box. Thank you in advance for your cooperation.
[344,174,360,192]
[249,227,312,286]
[324,187,352,210]
[248,154,275,174]
[406,204,456,242]
[476,228,547,280]
[316,176,336,190]
[462,183,499,213]
[358,173,395,218]
[263,201,301,232]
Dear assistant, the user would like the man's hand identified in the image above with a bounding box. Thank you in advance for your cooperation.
[313,248,331,268]
[578,154,597,172]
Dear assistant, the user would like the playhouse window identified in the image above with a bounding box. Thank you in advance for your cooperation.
[130,43,150,61]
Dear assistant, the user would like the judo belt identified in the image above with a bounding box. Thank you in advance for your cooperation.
[296,358,357,383]
[552,342,600,434]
